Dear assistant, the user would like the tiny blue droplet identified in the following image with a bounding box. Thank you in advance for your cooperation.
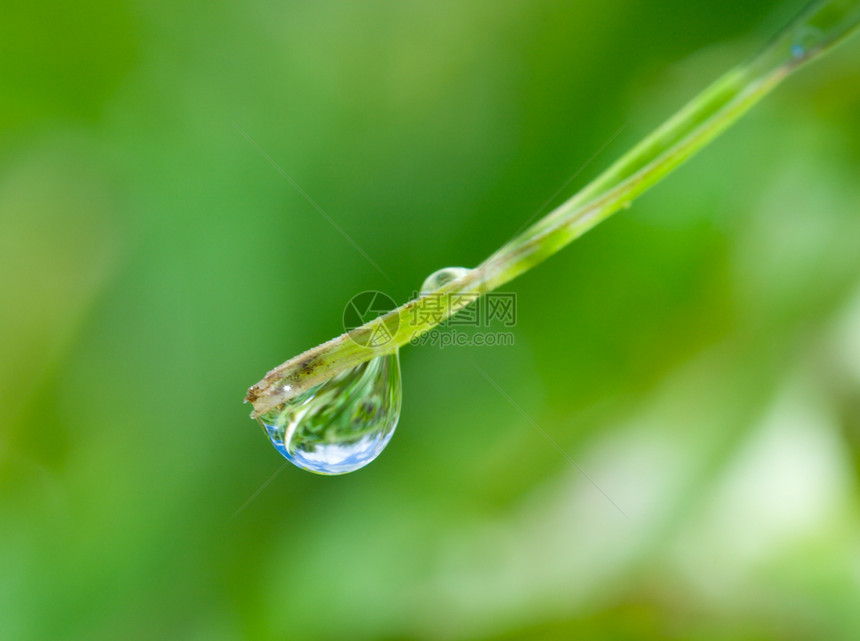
[421,266,471,294]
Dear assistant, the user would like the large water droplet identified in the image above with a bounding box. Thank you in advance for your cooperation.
[259,352,402,475]
[421,266,470,293]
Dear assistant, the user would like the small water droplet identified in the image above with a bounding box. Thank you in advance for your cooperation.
[259,352,402,474]
[790,24,824,60]
[421,266,470,293]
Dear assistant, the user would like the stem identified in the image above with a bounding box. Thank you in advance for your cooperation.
[247,0,860,417]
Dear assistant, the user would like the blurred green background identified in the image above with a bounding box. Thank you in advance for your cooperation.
[2,0,860,639]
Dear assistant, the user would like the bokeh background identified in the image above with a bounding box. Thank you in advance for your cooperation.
[2,0,860,639]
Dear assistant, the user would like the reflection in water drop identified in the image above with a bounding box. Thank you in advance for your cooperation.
[259,352,402,475]
[421,266,471,293]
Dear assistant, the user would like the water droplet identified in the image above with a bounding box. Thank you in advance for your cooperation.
[421,266,470,293]
[259,352,402,474]
[790,24,824,60]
